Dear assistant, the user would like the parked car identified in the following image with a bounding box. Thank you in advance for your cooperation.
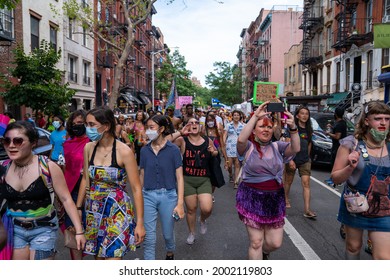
[310,112,355,166]
[0,127,52,161]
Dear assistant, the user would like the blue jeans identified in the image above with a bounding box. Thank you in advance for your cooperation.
[143,188,177,260]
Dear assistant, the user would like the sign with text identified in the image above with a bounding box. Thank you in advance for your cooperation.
[253,82,280,105]
[177,96,193,109]
[374,24,390,48]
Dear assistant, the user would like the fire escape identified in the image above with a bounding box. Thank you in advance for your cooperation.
[331,0,373,53]
[299,0,324,69]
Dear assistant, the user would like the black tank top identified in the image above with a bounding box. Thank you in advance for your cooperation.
[183,136,211,177]
[89,140,120,168]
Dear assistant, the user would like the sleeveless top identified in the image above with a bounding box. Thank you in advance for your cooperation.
[182,136,211,177]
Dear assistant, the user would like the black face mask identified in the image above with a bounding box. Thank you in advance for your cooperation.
[72,124,86,137]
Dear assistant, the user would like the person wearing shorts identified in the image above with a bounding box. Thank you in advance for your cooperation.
[283,106,317,219]
[172,117,218,245]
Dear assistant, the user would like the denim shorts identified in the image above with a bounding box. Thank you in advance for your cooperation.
[13,216,59,252]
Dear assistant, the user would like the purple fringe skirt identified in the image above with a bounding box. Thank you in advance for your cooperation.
[235,181,286,229]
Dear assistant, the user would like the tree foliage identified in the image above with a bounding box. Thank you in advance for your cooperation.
[0,41,75,116]
[205,61,243,106]
[0,0,19,9]
[155,49,196,97]
[59,0,158,108]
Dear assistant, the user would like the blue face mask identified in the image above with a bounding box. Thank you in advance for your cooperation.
[52,121,61,129]
[86,126,103,141]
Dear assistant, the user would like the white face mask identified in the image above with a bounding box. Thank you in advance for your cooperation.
[207,121,215,128]
[146,129,159,142]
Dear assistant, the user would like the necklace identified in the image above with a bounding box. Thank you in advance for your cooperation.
[364,139,384,149]
[103,149,112,158]
[14,156,34,179]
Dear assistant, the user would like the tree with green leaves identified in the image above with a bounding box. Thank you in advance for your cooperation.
[156,49,197,97]
[0,0,19,9]
[205,61,243,106]
[59,0,159,108]
[0,40,75,117]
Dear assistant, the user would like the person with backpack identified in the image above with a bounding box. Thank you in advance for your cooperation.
[0,121,85,260]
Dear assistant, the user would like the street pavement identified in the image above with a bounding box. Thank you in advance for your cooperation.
[55,164,372,260]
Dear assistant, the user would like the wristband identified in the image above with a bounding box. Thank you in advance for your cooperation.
[77,206,83,210]
[75,232,85,235]
[289,126,298,131]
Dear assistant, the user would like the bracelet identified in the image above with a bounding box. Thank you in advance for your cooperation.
[75,232,85,235]
[289,130,298,134]
[77,206,83,210]
[289,126,298,131]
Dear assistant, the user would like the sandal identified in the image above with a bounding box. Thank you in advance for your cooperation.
[285,199,291,208]
[303,211,317,219]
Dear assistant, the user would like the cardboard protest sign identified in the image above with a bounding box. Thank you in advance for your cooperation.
[253,82,280,105]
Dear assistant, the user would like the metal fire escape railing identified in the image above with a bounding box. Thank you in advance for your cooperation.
[299,1,324,68]
[331,0,373,52]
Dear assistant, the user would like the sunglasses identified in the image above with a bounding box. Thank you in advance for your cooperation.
[188,121,200,125]
[1,137,26,147]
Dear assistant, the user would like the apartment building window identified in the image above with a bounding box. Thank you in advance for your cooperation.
[367,51,373,89]
[284,68,287,86]
[97,0,102,21]
[68,17,74,40]
[105,7,110,24]
[83,61,91,85]
[82,27,87,47]
[366,0,373,33]
[298,64,302,83]
[336,62,341,92]
[345,59,350,92]
[30,16,39,51]
[327,26,332,51]
[326,64,331,93]
[289,66,292,84]
[382,48,390,66]
[386,0,390,15]
[0,8,14,40]
[50,25,57,51]
[69,56,77,83]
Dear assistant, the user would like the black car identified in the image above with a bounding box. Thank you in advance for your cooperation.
[310,113,354,166]
[0,127,52,161]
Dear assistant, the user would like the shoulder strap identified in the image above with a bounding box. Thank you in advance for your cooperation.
[38,155,55,205]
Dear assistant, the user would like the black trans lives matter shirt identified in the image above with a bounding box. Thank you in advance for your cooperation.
[182,137,211,177]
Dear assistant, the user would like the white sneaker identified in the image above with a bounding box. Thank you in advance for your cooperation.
[200,219,207,234]
[186,233,196,245]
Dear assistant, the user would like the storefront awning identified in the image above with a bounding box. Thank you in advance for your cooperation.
[120,93,143,105]
[138,93,151,105]
[327,92,348,105]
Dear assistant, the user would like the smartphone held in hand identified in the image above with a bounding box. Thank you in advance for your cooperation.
[267,102,285,112]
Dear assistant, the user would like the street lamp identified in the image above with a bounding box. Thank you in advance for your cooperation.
[151,48,169,110]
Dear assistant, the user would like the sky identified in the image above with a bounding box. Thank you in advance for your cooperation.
[153,0,303,87]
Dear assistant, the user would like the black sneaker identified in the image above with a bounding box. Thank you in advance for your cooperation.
[262,252,270,260]
[165,254,174,260]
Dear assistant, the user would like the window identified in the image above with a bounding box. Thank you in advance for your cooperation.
[0,8,14,40]
[386,0,390,15]
[50,25,57,51]
[83,61,90,85]
[284,68,287,85]
[367,51,373,89]
[366,0,373,33]
[68,17,74,39]
[327,26,332,51]
[336,62,341,92]
[382,48,390,66]
[345,59,350,91]
[326,64,331,93]
[97,0,102,21]
[82,27,87,46]
[298,64,302,83]
[30,16,39,51]
[69,56,77,83]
